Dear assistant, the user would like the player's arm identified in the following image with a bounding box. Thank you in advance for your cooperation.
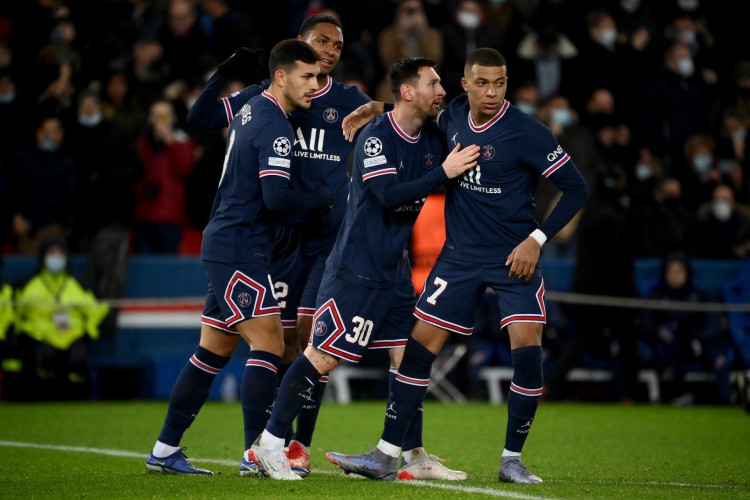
[342,101,394,142]
[186,48,264,129]
[367,143,480,210]
[261,176,332,214]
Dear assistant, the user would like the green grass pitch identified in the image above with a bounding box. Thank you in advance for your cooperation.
[1,401,748,499]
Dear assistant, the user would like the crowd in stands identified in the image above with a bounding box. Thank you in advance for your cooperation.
[0,0,748,404]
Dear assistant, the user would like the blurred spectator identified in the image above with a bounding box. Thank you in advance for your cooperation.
[0,71,33,169]
[514,22,577,102]
[713,107,748,198]
[629,176,695,258]
[439,0,501,99]
[113,36,171,110]
[509,79,541,117]
[67,90,141,252]
[201,0,262,66]
[483,0,529,52]
[545,167,640,402]
[638,252,733,404]
[11,116,76,255]
[133,99,196,254]
[708,60,750,140]
[35,60,76,123]
[375,0,442,102]
[640,41,706,173]
[693,184,750,259]
[100,69,148,139]
[681,134,721,210]
[158,0,214,84]
[13,236,109,400]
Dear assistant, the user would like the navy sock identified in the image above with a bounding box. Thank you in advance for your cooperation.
[276,362,294,445]
[504,346,543,453]
[242,350,281,449]
[293,374,327,447]
[381,338,435,448]
[265,354,320,440]
[390,369,423,451]
[158,346,230,446]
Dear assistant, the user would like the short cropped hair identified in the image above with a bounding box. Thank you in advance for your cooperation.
[298,14,342,38]
[388,56,437,101]
[268,39,320,74]
[464,48,507,74]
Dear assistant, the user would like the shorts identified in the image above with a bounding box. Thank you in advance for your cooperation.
[270,227,336,329]
[309,270,415,363]
[414,256,546,335]
[201,259,281,334]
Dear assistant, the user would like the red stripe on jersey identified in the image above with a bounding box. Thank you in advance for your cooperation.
[542,153,570,177]
[262,91,283,110]
[500,280,546,328]
[222,97,233,124]
[510,382,543,397]
[297,307,316,316]
[190,354,221,374]
[200,316,238,333]
[387,112,420,143]
[362,168,397,181]
[319,376,330,383]
[414,307,473,335]
[259,170,291,179]
[396,373,430,386]
[311,75,332,97]
[468,99,509,132]
[369,340,407,349]
[314,299,362,362]
[246,359,278,373]
[224,271,280,325]
[281,319,296,328]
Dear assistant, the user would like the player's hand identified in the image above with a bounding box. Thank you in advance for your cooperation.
[217,47,262,82]
[505,237,541,280]
[441,143,480,179]
[342,102,377,142]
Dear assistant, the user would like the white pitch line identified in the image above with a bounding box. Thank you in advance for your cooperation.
[0,440,553,499]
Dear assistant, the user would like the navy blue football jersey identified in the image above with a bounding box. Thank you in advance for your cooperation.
[327,112,448,288]
[201,91,296,263]
[190,74,371,234]
[436,95,588,264]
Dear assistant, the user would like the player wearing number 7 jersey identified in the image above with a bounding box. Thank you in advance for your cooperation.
[327,47,590,484]
[248,57,481,481]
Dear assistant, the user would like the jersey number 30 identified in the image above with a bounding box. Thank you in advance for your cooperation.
[346,316,373,346]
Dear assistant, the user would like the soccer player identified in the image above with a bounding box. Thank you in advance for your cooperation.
[187,15,455,480]
[145,39,332,476]
[328,47,590,484]
[248,57,480,481]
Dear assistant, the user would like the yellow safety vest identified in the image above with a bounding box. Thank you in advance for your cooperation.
[0,283,13,341]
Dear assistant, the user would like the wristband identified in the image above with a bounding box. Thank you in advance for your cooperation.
[530,229,547,246]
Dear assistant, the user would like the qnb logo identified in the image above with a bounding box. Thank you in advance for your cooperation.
[463,165,482,185]
[295,127,326,152]
[547,144,564,162]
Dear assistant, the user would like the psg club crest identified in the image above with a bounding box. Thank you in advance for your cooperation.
[273,137,292,156]
[323,108,339,123]
[237,292,252,308]
[481,145,495,160]
[423,153,436,169]
[363,137,383,157]
[314,320,328,336]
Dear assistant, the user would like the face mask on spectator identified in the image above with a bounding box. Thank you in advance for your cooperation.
[692,154,712,173]
[731,127,747,141]
[677,0,699,11]
[596,28,617,48]
[680,29,696,45]
[712,200,732,221]
[45,254,67,274]
[620,0,641,13]
[516,102,537,115]
[551,108,573,128]
[635,163,653,181]
[457,11,481,30]
[676,57,694,78]
[40,139,60,152]
[78,112,103,128]
[0,91,15,103]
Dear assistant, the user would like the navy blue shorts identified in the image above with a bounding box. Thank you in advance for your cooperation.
[201,259,281,333]
[270,227,336,329]
[309,270,415,363]
[414,257,546,335]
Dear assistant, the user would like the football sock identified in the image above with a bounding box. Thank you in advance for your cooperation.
[242,350,280,450]
[390,368,424,452]
[276,361,294,446]
[504,345,543,453]
[262,354,320,448]
[293,374,328,447]
[157,346,230,447]
[380,338,436,451]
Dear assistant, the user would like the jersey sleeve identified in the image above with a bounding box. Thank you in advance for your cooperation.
[520,122,590,239]
[186,71,266,129]
[360,132,448,210]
